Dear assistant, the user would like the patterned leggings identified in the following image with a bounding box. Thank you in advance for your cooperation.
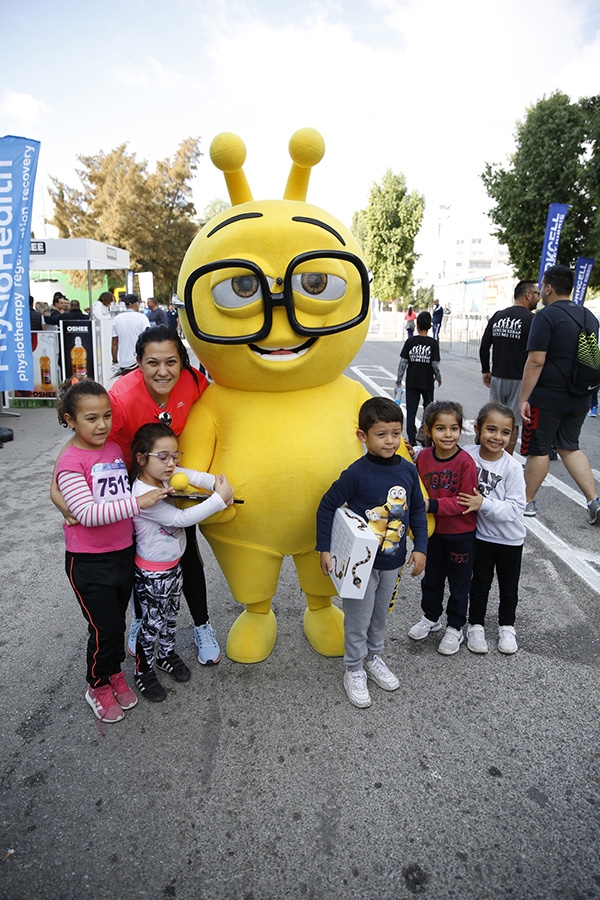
[134,563,183,673]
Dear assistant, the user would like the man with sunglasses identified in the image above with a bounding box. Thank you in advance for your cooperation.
[479,280,540,455]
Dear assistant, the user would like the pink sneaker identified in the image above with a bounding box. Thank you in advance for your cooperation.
[85,684,125,723]
[109,671,138,710]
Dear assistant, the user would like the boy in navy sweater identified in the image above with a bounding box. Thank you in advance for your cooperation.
[316,397,428,708]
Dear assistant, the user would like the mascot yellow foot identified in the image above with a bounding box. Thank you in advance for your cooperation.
[226,607,277,663]
[303,601,345,657]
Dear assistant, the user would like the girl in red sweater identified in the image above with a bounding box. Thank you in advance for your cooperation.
[409,401,478,655]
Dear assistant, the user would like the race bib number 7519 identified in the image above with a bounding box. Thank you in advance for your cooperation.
[91,460,130,503]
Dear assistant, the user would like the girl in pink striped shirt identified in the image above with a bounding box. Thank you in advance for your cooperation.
[56,380,168,725]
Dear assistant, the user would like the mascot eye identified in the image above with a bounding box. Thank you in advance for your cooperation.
[291,272,346,300]
[233,275,260,298]
[212,274,264,309]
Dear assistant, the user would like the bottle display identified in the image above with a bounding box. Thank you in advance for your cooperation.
[70,337,87,377]
[40,355,52,390]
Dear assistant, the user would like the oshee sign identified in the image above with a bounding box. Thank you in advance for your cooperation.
[0,136,41,392]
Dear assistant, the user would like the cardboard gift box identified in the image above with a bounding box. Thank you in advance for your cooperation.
[329,507,380,600]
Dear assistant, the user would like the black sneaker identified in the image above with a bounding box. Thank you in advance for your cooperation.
[134,669,167,702]
[156,653,191,683]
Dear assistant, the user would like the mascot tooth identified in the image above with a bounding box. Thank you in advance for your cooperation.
[177,129,423,663]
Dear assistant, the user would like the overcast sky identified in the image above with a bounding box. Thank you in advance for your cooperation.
[3,0,599,271]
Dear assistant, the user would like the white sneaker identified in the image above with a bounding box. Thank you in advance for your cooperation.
[343,669,371,708]
[127,617,142,657]
[467,624,488,654]
[408,615,442,640]
[438,626,464,655]
[364,655,400,691]
[498,625,518,654]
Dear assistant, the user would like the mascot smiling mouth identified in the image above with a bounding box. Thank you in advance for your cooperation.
[249,337,316,359]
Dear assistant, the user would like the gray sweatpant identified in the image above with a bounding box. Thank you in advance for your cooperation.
[342,567,402,670]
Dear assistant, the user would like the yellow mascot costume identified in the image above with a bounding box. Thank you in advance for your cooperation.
[177,128,421,663]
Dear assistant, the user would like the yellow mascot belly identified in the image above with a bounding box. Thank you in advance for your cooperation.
[179,377,370,662]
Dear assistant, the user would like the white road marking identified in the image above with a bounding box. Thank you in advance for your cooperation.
[350,363,600,595]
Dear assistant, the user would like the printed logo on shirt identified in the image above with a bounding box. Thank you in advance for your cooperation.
[492,317,523,340]
[476,465,503,497]
[408,345,432,363]
[365,486,408,557]
[421,469,459,493]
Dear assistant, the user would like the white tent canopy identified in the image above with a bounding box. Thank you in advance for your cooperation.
[29,238,130,271]
[29,238,131,307]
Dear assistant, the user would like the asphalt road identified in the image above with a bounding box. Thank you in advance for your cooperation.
[1,342,599,900]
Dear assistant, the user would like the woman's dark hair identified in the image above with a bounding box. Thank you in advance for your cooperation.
[423,400,464,434]
[135,325,199,385]
[56,378,108,428]
[474,401,515,444]
[129,422,177,481]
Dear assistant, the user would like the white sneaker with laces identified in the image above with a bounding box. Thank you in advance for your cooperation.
[498,625,518,654]
[364,655,400,691]
[467,624,488,654]
[194,623,221,665]
[408,616,442,640]
[438,626,464,655]
[343,669,371,708]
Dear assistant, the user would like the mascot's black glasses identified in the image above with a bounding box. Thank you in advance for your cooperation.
[176,250,370,345]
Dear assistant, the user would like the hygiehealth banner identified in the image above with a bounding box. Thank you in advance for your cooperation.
[0,135,41,392]
[573,257,595,305]
[537,203,569,289]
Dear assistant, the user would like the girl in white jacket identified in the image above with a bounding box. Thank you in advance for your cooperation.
[130,423,233,701]
[458,402,526,655]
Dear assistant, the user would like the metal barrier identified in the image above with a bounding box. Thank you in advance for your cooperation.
[368,311,486,359]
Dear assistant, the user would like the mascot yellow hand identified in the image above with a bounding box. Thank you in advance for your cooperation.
[177,128,424,663]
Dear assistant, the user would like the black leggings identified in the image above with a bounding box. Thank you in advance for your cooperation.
[468,539,522,627]
[420,531,475,630]
[133,526,208,626]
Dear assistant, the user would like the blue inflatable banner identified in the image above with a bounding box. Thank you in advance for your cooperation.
[537,203,569,289]
[0,135,41,392]
[573,257,595,305]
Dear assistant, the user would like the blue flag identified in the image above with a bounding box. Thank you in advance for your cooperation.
[0,135,41,392]
[537,203,569,289]
[573,257,595,305]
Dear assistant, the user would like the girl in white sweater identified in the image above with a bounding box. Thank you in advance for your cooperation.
[457,402,526,655]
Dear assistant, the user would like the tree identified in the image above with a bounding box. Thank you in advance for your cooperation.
[414,284,434,308]
[202,198,230,224]
[352,170,424,309]
[482,92,600,287]
[48,138,202,298]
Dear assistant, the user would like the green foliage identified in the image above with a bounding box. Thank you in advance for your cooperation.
[202,198,231,223]
[415,284,434,308]
[482,92,600,287]
[352,169,424,307]
[48,138,202,298]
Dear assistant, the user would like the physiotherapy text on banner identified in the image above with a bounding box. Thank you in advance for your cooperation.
[537,203,569,289]
[0,135,41,392]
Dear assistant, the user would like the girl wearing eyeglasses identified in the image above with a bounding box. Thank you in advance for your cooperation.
[129,423,233,702]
